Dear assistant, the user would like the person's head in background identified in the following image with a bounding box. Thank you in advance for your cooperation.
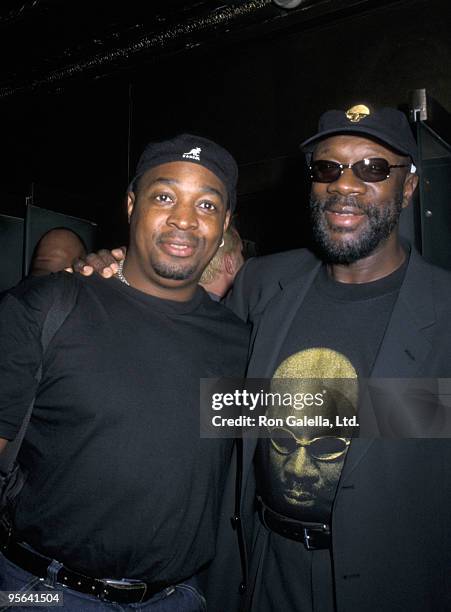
[199,224,244,300]
[30,227,87,276]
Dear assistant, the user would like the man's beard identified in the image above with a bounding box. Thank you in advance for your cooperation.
[151,259,198,281]
[309,192,403,264]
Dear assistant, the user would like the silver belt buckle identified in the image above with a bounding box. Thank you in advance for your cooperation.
[303,527,314,550]
[303,523,329,550]
[103,578,147,603]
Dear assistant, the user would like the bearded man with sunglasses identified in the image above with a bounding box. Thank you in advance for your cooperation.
[209,106,451,612]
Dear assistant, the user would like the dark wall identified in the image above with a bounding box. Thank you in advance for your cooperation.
[0,79,130,247]
[1,0,450,253]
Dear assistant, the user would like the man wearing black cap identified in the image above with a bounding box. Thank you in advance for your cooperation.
[217,105,451,612]
[0,134,249,610]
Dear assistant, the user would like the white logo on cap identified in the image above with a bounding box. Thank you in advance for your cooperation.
[182,147,202,160]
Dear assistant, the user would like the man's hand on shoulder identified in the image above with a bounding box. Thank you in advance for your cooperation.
[68,247,127,277]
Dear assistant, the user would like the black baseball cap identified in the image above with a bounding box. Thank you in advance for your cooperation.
[129,133,238,212]
[301,105,418,167]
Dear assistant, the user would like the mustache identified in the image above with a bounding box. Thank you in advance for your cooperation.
[310,194,368,214]
[283,483,318,498]
[156,231,200,248]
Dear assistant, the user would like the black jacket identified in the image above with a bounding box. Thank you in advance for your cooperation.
[206,246,451,612]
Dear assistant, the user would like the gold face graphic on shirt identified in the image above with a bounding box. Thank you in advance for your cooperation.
[259,348,358,521]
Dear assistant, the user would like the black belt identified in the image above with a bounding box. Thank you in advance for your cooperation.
[0,534,172,605]
[258,497,331,550]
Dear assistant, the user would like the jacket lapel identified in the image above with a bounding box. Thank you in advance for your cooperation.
[341,248,436,479]
[371,250,435,378]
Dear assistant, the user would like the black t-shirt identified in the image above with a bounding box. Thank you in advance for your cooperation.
[256,260,407,524]
[0,272,250,582]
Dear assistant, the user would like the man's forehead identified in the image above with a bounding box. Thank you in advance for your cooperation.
[38,230,81,249]
[142,161,226,191]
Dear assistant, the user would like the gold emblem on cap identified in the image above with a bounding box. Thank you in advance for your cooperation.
[345,104,370,123]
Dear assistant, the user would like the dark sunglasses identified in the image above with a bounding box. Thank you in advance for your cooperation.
[310,158,413,183]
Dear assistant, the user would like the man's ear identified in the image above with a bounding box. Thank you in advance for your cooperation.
[402,173,419,209]
[223,210,231,234]
[127,192,135,223]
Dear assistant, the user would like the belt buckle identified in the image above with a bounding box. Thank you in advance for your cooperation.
[302,524,328,551]
[303,527,315,550]
[103,579,147,604]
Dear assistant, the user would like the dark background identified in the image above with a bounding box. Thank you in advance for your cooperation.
[0,0,450,254]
